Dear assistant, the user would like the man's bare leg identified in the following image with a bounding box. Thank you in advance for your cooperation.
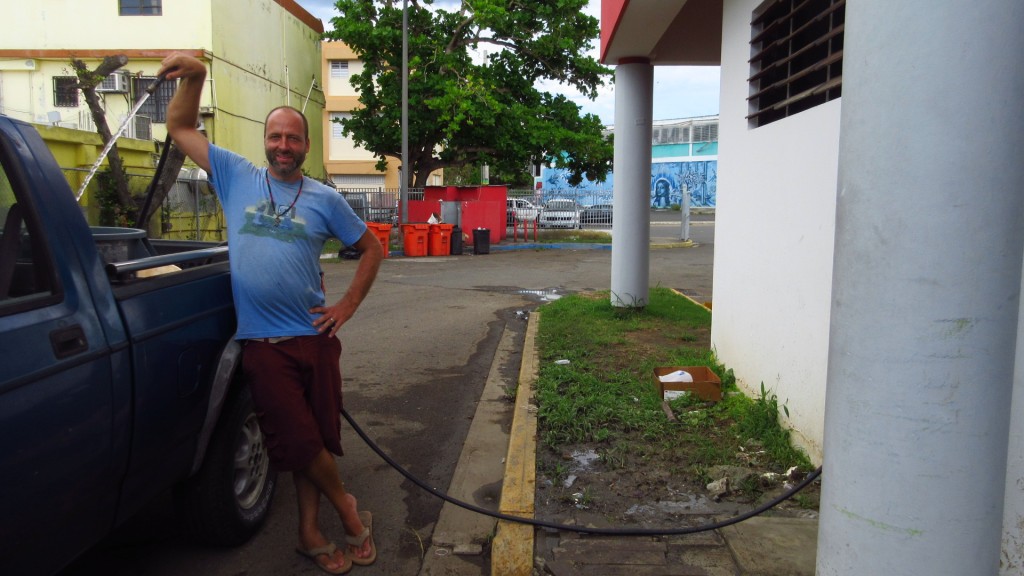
[300,448,374,562]
[294,471,348,571]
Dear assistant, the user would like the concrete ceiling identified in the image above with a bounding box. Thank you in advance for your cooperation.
[601,0,723,66]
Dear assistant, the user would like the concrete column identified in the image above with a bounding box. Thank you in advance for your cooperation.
[610,59,652,308]
[1005,262,1024,574]
[819,2,1024,575]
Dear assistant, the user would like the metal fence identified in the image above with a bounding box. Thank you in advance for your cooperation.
[509,188,615,228]
[161,172,225,241]
[338,188,424,225]
[60,168,226,241]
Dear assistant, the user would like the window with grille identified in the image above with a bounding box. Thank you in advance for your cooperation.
[747,0,844,128]
[53,77,79,108]
[131,76,175,123]
[693,123,718,142]
[652,122,719,145]
[119,0,161,15]
[330,61,349,78]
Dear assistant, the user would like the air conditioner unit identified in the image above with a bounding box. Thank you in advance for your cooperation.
[97,72,129,93]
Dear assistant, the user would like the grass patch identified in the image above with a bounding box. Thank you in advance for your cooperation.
[322,238,343,255]
[534,287,811,480]
[534,229,612,244]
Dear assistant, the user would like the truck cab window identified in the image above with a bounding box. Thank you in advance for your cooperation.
[0,164,55,308]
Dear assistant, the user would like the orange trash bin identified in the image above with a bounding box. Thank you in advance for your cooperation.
[401,223,429,257]
[428,223,453,256]
[365,222,392,258]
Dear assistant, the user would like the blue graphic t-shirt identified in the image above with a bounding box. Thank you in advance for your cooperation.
[208,145,366,339]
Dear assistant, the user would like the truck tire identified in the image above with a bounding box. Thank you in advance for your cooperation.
[176,385,277,546]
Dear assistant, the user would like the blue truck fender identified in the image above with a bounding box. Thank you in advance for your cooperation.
[190,337,243,474]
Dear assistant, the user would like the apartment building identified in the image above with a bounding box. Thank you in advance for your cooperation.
[0,0,326,180]
[321,38,449,191]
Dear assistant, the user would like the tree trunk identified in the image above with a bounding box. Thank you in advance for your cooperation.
[135,142,187,231]
[72,57,133,207]
[413,165,434,188]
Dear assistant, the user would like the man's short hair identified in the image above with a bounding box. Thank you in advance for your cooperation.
[265,105,309,141]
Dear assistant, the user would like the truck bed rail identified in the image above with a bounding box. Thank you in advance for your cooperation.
[104,246,229,282]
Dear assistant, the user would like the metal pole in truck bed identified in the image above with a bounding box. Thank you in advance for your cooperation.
[75,72,169,202]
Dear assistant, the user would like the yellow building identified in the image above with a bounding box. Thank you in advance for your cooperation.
[0,0,327,181]
[320,40,442,191]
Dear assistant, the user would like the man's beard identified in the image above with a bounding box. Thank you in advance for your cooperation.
[266,149,306,178]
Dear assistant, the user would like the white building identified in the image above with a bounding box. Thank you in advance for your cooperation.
[601,0,1024,573]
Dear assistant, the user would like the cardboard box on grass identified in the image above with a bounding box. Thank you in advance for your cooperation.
[653,366,722,402]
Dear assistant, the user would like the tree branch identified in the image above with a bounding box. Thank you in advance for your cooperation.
[445,13,476,54]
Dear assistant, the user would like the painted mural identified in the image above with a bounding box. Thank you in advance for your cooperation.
[538,160,717,208]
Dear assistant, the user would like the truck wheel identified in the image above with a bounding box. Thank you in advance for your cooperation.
[176,385,277,546]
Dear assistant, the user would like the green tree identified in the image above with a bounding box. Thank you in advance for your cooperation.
[325,0,613,188]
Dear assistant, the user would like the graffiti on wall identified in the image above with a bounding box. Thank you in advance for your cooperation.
[539,160,717,208]
[652,161,717,208]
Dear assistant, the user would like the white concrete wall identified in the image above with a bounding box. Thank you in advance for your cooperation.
[5,0,213,49]
[710,0,841,464]
[328,113,376,162]
[326,60,363,97]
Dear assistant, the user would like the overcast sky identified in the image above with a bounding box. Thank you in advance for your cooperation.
[299,0,721,125]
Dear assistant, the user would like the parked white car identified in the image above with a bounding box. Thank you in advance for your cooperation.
[539,199,581,229]
[507,197,540,225]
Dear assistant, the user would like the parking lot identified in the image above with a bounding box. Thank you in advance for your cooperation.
[60,214,714,576]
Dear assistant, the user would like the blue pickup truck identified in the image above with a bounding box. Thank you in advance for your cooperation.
[0,115,276,574]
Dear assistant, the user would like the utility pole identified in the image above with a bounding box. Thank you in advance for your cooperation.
[400,0,409,224]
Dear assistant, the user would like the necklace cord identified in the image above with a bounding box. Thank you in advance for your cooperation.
[266,171,304,221]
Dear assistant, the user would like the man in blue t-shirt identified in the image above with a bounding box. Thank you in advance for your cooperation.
[162,53,381,574]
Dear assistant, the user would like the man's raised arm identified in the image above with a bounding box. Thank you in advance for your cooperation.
[158,53,211,172]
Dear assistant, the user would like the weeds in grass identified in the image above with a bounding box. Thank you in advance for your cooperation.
[535,287,811,481]
[535,229,612,244]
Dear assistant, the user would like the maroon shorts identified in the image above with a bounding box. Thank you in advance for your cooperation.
[242,334,344,471]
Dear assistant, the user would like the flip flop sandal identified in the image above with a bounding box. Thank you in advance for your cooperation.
[296,542,352,575]
[346,510,377,566]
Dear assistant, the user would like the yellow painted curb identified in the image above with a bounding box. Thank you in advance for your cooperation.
[491,311,540,575]
[670,287,712,311]
[651,240,696,249]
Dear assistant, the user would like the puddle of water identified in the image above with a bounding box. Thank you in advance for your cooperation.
[516,288,563,301]
[625,494,714,516]
[571,448,600,469]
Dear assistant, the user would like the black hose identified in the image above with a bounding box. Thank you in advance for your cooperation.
[134,70,175,229]
[341,408,822,536]
[134,133,173,229]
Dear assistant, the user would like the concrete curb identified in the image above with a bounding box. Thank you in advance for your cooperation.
[418,325,521,575]
[491,311,540,575]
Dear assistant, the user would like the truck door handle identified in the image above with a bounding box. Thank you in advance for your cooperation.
[50,325,88,359]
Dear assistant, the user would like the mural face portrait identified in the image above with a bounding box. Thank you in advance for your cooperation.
[653,178,672,208]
